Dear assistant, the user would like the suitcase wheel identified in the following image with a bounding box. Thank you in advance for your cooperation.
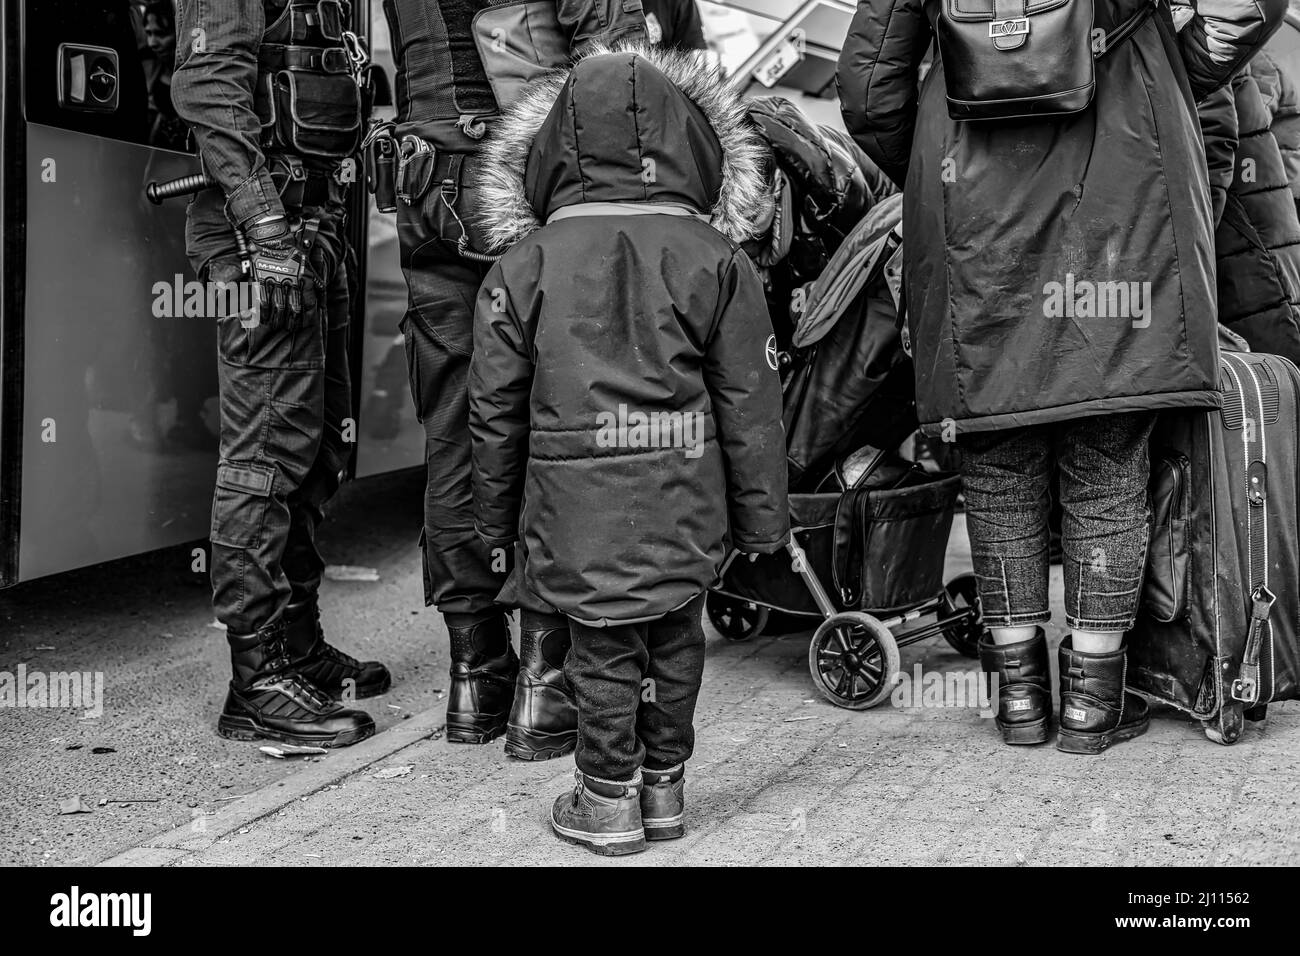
[1244,704,1269,723]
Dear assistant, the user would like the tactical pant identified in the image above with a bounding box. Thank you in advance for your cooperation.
[189,195,354,635]
[396,150,514,626]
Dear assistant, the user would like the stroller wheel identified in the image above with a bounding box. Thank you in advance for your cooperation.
[941,573,984,659]
[706,593,769,642]
[808,612,900,710]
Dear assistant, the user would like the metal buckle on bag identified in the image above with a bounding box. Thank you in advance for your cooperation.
[989,18,1029,37]
[458,114,488,140]
[341,30,369,77]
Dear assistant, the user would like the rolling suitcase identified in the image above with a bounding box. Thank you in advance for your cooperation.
[1131,350,1300,744]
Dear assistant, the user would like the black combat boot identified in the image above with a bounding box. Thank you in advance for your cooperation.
[978,628,1052,745]
[1056,636,1150,754]
[446,617,519,744]
[218,621,376,748]
[284,599,392,700]
[550,770,646,856]
[505,615,578,761]
[640,764,686,840]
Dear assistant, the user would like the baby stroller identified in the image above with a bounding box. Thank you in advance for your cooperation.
[706,194,985,709]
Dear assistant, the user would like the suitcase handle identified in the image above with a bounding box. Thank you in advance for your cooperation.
[1231,585,1276,704]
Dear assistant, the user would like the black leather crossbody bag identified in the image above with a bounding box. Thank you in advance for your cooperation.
[936,0,1160,121]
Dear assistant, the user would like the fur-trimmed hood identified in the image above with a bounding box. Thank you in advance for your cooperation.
[475,43,772,252]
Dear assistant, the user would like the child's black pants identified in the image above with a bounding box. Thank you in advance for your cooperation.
[564,594,707,781]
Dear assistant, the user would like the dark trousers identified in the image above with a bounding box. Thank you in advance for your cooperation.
[958,411,1156,633]
[565,594,708,781]
[396,151,506,625]
[196,204,354,635]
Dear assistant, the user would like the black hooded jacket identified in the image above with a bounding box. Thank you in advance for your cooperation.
[469,46,789,626]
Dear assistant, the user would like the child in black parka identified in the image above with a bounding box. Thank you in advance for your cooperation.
[470,44,789,855]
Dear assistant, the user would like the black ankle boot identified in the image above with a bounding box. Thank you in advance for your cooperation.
[446,617,519,744]
[1056,636,1150,754]
[505,617,578,761]
[218,621,376,748]
[284,600,392,700]
[979,629,1052,745]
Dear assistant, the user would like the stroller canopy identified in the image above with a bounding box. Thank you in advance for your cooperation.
[783,192,916,488]
[793,192,903,349]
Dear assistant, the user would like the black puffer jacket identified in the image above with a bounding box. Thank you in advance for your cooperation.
[1199,56,1300,362]
[743,96,897,346]
[838,0,1287,435]
[746,95,894,252]
[469,46,789,626]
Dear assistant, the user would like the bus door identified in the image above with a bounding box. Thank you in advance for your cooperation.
[10,0,211,585]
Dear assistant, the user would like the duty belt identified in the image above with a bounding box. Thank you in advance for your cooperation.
[269,155,345,207]
[388,134,499,263]
[259,43,353,74]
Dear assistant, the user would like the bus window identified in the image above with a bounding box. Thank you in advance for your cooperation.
[26,1,191,152]
[703,0,853,128]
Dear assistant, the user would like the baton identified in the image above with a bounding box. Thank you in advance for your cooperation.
[146,173,253,274]
[145,172,216,204]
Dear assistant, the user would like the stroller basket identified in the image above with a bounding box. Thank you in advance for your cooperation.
[708,469,984,710]
[718,473,961,616]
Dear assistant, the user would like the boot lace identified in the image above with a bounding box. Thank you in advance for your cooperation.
[263,636,336,710]
[317,641,362,671]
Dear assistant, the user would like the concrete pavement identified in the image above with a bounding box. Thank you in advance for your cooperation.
[5,469,1297,867]
[100,516,1300,867]
[0,470,444,866]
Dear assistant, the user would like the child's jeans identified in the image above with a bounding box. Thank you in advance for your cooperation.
[957,412,1156,634]
[564,594,707,781]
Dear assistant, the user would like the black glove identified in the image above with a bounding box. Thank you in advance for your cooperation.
[244,216,324,330]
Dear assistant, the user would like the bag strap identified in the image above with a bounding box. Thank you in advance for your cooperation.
[1095,0,1160,60]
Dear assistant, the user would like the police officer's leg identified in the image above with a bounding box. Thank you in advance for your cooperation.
[283,224,392,701]
[207,252,374,748]
[506,571,578,762]
[398,208,517,744]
